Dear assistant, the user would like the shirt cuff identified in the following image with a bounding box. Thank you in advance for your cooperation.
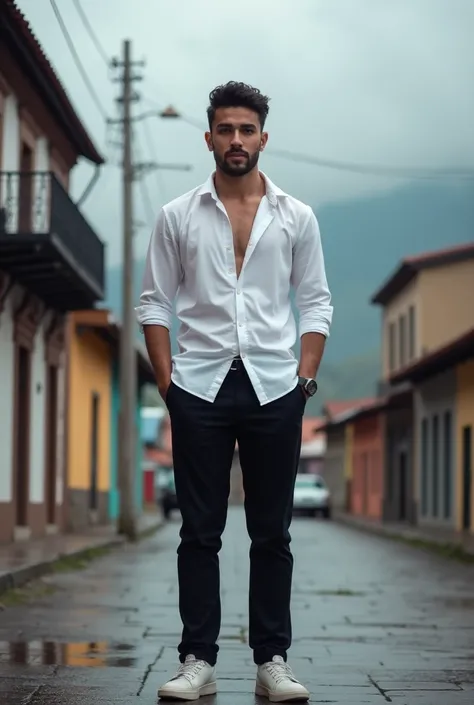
[299,317,331,339]
[135,304,172,331]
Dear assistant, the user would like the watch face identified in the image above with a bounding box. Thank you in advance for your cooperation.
[306,379,318,396]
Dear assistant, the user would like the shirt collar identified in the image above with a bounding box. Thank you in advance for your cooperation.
[197,170,286,208]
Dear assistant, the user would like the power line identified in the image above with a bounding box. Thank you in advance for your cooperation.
[264,148,474,181]
[71,0,110,66]
[141,117,166,203]
[133,127,157,224]
[142,95,474,181]
[49,0,108,119]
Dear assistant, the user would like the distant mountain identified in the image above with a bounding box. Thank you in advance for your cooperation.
[317,179,474,363]
[105,180,474,407]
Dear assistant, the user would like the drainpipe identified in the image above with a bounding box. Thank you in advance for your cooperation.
[76,164,102,208]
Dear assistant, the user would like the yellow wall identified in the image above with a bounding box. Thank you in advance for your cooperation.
[455,360,474,532]
[381,259,474,381]
[419,260,474,357]
[67,322,112,492]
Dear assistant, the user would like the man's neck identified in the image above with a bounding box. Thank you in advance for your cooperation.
[214,167,265,202]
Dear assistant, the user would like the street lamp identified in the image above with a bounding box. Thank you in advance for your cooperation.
[160,105,181,119]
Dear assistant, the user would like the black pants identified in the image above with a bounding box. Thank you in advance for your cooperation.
[166,359,304,666]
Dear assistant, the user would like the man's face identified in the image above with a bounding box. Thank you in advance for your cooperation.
[205,106,268,177]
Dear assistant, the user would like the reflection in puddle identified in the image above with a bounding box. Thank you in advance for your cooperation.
[1,640,137,668]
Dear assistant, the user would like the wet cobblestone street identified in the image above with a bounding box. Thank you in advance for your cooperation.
[0,507,473,704]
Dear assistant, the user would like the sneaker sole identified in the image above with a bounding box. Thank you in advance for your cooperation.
[255,683,310,702]
[158,681,217,701]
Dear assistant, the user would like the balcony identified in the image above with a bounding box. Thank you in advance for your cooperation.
[0,171,105,310]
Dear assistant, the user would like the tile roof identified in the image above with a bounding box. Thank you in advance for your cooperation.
[3,0,103,164]
[371,241,474,306]
[390,327,474,385]
[324,398,376,420]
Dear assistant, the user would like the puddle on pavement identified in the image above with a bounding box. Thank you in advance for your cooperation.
[0,640,138,667]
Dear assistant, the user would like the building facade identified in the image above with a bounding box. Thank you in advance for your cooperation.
[415,371,457,529]
[320,399,376,513]
[66,310,154,531]
[383,391,415,523]
[391,329,474,534]
[0,1,104,543]
[66,311,112,530]
[372,242,474,528]
[456,359,474,533]
[321,425,346,511]
[351,410,385,520]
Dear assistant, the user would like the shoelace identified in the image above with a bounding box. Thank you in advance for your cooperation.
[174,659,206,683]
[263,661,296,685]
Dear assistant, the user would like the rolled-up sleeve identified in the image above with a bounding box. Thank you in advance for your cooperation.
[291,207,333,338]
[135,208,182,330]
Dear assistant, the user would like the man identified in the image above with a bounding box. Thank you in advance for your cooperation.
[136,81,333,702]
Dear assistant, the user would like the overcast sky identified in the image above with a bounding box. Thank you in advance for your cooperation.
[16,0,474,265]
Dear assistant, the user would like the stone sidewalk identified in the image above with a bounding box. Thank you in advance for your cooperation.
[335,511,474,557]
[0,512,162,594]
[0,508,473,703]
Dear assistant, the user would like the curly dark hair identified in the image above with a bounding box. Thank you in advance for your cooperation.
[207,81,270,130]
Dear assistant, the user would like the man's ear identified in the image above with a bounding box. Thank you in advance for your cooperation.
[205,131,213,152]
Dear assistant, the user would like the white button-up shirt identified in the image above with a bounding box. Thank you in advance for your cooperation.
[136,172,333,405]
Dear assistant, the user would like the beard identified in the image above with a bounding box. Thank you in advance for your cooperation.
[214,148,260,177]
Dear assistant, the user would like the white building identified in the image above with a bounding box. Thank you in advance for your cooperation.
[0,1,104,543]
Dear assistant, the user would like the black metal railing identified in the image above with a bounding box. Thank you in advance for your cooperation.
[0,171,105,291]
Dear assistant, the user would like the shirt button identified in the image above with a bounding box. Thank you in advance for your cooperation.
[228,268,233,273]
[239,323,243,327]
[237,289,241,295]
[241,353,246,358]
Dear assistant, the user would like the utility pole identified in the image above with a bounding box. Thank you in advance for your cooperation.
[109,41,192,540]
[116,39,140,540]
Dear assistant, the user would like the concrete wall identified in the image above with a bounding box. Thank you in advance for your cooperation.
[414,369,457,529]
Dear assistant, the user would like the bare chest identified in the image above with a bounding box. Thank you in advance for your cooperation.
[223,200,261,276]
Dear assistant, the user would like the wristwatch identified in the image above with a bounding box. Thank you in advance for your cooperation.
[298,377,318,397]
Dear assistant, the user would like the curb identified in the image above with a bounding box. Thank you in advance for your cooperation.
[0,517,164,596]
[334,513,474,559]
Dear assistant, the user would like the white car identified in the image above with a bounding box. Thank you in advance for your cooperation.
[293,474,331,518]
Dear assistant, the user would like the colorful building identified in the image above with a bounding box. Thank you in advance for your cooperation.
[65,310,155,531]
[390,328,474,533]
[299,418,326,476]
[319,399,375,512]
[351,403,386,520]
[371,242,474,528]
[0,1,104,543]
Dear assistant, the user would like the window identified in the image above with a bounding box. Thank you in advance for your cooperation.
[443,411,452,519]
[389,322,396,372]
[421,418,428,516]
[398,315,406,368]
[408,305,416,360]
[432,414,439,517]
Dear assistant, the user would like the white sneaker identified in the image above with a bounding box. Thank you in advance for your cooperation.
[256,655,310,702]
[158,654,217,701]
